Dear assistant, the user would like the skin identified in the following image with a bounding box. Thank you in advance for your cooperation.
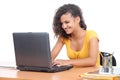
[51,13,99,67]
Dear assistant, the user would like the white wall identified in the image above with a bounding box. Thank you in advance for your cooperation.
[0,0,120,67]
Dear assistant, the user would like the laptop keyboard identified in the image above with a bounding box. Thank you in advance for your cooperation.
[17,64,73,73]
[50,64,73,72]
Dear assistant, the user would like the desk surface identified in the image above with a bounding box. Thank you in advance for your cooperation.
[0,66,99,80]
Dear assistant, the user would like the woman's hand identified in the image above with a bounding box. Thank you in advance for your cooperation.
[53,59,70,66]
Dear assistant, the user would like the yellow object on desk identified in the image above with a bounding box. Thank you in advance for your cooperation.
[80,71,120,80]
[80,73,114,80]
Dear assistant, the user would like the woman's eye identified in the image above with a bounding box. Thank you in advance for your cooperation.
[65,21,69,24]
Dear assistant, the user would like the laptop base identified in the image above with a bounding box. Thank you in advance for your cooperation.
[17,64,73,73]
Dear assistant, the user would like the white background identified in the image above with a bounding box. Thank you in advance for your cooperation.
[0,0,120,67]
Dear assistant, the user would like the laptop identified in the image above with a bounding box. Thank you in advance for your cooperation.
[12,32,73,72]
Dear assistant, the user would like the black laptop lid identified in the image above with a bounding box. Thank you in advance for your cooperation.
[13,32,52,68]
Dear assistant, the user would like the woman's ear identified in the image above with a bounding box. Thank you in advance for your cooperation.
[75,16,80,23]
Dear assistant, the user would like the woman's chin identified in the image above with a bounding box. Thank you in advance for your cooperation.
[66,32,71,34]
[65,31,72,34]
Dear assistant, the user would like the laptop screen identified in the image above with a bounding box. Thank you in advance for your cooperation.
[13,32,52,68]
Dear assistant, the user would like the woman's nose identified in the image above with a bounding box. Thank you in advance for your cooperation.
[62,23,67,29]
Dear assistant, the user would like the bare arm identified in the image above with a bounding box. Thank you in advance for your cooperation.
[51,37,64,61]
[54,38,99,67]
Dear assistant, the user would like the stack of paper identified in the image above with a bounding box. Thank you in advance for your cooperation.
[80,72,120,80]
[80,67,120,80]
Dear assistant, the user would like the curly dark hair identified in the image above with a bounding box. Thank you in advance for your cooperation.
[53,4,87,38]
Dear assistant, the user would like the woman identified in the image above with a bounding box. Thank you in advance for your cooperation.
[52,4,100,67]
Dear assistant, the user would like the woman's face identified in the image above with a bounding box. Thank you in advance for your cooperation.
[60,13,80,34]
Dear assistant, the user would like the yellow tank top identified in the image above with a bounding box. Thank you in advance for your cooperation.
[61,30,100,66]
